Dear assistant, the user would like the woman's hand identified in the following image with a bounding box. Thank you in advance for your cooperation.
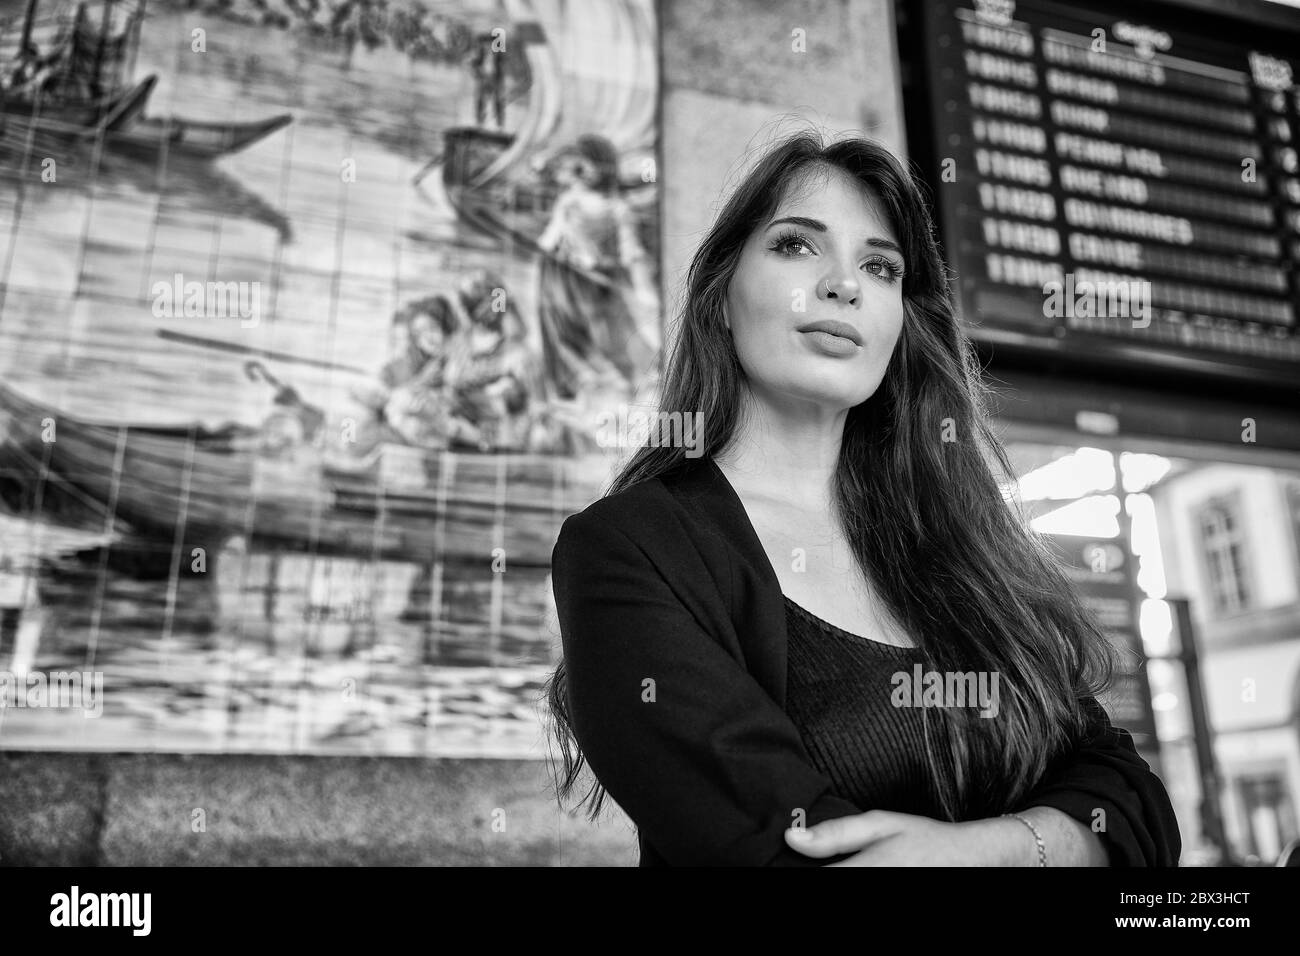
[783,810,1031,866]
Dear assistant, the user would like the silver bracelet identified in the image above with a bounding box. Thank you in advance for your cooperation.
[1002,812,1047,867]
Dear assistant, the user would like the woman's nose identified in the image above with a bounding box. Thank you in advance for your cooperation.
[818,273,860,306]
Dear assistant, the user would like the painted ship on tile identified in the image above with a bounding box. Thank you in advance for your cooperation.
[0,0,661,569]
[1,0,291,157]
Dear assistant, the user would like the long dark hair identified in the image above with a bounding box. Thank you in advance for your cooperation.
[543,129,1120,824]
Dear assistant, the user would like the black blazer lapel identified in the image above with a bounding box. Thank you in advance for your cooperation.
[663,455,792,707]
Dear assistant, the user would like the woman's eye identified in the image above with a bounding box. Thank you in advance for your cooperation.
[864,258,904,281]
[773,236,813,256]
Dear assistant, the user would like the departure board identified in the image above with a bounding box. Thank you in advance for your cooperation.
[911,0,1300,395]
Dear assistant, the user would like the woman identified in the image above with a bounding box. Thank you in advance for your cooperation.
[535,133,660,401]
[441,269,542,451]
[380,295,460,391]
[543,131,1182,867]
[379,295,462,448]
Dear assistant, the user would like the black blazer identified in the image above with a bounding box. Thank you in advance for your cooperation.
[550,454,1183,866]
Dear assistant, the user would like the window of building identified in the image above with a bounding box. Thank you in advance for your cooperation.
[1197,496,1250,615]
[1285,479,1300,589]
[1235,773,1298,864]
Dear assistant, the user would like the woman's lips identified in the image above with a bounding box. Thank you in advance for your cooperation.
[799,329,862,356]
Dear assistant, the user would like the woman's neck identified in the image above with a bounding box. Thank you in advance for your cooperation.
[716,383,848,501]
[714,427,843,516]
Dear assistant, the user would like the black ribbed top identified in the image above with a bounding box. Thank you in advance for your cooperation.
[782,594,947,818]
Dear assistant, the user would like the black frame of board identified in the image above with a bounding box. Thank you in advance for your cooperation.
[897,0,1300,418]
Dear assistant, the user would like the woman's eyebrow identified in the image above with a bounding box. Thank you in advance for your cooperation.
[765,215,904,256]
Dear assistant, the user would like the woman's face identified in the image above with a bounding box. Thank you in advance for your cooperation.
[557,154,596,187]
[469,321,502,354]
[411,314,445,355]
[724,166,906,412]
[574,158,599,186]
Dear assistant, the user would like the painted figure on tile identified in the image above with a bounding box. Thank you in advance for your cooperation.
[380,295,461,448]
[535,134,659,400]
[443,269,544,451]
[468,29,506,129]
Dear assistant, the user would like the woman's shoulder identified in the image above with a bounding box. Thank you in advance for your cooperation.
[565,470,678,537]
[557,457,722,552]
[552,458,737,612]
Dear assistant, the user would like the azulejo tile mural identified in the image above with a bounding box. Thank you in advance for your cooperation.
[0,0,662,754]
